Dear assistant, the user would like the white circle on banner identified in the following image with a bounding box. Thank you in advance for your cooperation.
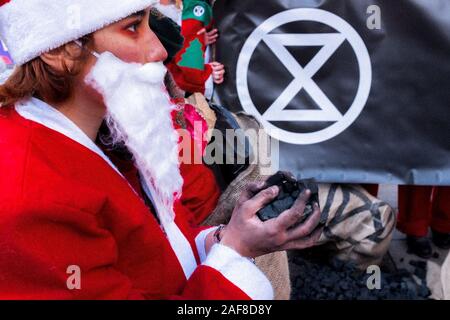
[236,8,372,145]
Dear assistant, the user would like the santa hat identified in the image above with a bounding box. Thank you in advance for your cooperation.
[0,0,158,65]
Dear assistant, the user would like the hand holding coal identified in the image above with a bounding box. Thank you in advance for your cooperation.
[257,172,321,225]
[220,176,323,258]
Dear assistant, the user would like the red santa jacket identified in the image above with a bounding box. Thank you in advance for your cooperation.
[0,97,273,300]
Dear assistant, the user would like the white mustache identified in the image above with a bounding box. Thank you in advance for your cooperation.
[86,51,167,90]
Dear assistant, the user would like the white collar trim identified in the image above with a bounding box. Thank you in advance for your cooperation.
[15,97,121,176]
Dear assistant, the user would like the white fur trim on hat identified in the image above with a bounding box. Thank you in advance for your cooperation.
[0,58,5,74]
[153,3,182,25]
[0,0,158,65]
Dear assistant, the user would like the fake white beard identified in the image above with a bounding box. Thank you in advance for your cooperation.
[85,52,183,225]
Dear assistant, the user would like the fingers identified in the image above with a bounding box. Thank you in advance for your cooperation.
[240,186,279,218]
[213,69,225,77]
[212,70,225,84]
[210,62,224,70]
[274,190,311,230]
[206,37,219,45]
[283,226,323,251]
[198,28,218,36]
[207,29,219,37]
[237,181,266,205]
[211,62,225,84]
[272,190,311,230]
[286,202,322,241]
[197,28,207,35]
[206,29,219,45]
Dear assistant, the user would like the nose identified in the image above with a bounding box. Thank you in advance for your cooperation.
[143,27,168,63]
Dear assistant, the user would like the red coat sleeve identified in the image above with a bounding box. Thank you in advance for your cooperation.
[0,201,145,300]
[0,200,271,300]
[180,162,221,225]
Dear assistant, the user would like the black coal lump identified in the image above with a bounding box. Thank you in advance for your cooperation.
[272,197,295,213]
[258,204,279,221]
[257,171,320,222]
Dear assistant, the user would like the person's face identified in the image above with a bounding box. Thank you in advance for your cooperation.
[74,7,168,107]
[91,8,168,64]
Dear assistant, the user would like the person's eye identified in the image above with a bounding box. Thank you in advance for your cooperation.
[126,22,140,33]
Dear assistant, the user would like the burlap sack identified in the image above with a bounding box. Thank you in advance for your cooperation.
[314,184,395,269]
[201,113,292,300]
[202,113,395,299]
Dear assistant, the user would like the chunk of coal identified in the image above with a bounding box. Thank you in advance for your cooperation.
[257,172,320,223]
[272,197,295,213]
[277,189,290,200]
[292,189,300,199]
[258,205,279,221]
[298,178,326,224]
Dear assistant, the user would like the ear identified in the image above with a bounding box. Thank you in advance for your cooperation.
[40,42,83,72]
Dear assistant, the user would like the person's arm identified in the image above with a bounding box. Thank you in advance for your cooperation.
[182,242,273,300]
[0,201,147,299]
[0,200,271,300]
[189,181,325,300]
[195,182,324,261]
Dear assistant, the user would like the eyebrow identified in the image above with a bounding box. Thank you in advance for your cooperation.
[129,10,146,19]
[120,10,146,25]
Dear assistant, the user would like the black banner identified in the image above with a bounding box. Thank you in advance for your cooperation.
[213,0,450,185]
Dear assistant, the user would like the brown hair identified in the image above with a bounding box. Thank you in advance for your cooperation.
[0,35,92,107]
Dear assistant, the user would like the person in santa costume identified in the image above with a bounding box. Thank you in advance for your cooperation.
[398,186,450,258]
[363,184,450,259]
[359,183,450,258]
[0,0,323,299]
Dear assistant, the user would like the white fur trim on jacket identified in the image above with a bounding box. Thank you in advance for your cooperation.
[203,244,274,300]
[195,227,218,263]
[0,0,158,65]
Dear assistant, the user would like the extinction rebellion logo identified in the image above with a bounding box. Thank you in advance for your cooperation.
[236,8,372,145]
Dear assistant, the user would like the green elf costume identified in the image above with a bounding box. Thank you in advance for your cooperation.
[167,0,213,94]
